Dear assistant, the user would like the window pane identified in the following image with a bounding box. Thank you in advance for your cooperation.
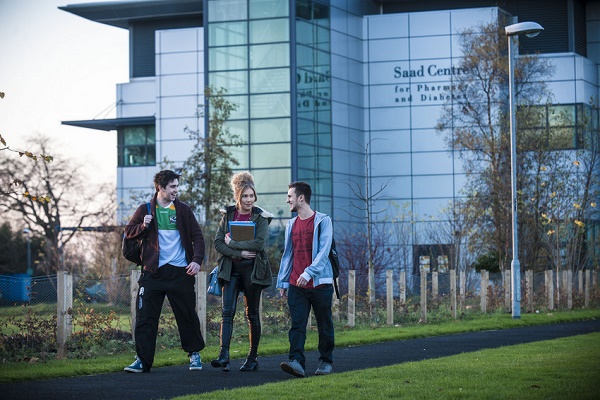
[250,18,289,44]
[251,143,290,168]
[208,0,247,22]
[226,144,249,169]
[209,46,247,71]
[209,71,248,95]
[549,127,576,149]
[208,22,247,47]
[124,127,146,145]
[224,120,249,143]
[249,0,289,19]
[250,93,290,118]
[147,126,156,144]
[226,94,249,119]
[250,43,289,68]
[251,118,291,142]
[124,146,146,167]
[250,68,290,93]
[147,144,156,166]
[252,168,291,194]
[549,105,575,126]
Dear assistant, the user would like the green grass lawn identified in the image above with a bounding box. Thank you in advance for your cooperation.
[174,333,600,400]
[0,309,598,385]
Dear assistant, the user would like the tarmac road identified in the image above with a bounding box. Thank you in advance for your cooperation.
[2,319,599,400]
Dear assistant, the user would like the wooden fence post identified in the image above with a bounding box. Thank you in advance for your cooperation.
[196,271,207,341]
[432,271,438,301]
[578,270,583,294]
[56,272,73,359]
[386,270,394,325]
[420,267,427,323]
[545,270,554,311]
[450,269,457,319]
[567,270,573,310]
[130,270,141,341]
[399,271,406,303]
[504,269,511,311]
[526,270,534,313]
[480,270,488,313]
[348,270,355,327]
[585,269,590,308]
[460,270,466,310]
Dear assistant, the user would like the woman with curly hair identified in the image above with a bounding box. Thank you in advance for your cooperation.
[212,171,273,372]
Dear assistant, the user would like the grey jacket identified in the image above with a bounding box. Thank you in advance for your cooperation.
[214,205,274,287]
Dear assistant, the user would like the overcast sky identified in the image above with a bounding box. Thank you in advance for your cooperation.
[0,0,129,186]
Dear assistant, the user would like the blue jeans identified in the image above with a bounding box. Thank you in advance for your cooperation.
[287,284,335,368]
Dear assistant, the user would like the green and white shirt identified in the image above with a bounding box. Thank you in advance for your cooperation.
[156,202,187,268]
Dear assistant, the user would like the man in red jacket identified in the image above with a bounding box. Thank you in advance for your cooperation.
[123,170,205,373]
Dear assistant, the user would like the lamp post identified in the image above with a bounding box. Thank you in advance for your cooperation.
[23,228,32,276]
[505,21,543,319]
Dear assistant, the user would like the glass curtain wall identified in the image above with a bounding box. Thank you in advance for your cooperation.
[206,0,292,214]
[295,0,333,215]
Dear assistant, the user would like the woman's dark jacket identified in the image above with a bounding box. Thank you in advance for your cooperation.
[214,205,274,287]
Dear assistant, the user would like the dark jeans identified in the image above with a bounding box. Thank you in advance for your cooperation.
[135,265,205,371]
[287,284,335,368]
[220,259,263,357]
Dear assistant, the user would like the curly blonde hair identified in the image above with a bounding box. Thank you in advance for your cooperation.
[231,171,257,209]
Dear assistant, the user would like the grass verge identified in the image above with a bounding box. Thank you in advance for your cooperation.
[0,309,598,384]
[174,332,600,400]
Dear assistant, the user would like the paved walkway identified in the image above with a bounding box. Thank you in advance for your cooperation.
[2,319,599,400]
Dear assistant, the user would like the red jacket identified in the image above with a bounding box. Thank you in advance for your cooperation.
[125,195,205,274]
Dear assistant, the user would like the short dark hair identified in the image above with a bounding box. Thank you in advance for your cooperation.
[154,170,181,192]
[289,181,311,205]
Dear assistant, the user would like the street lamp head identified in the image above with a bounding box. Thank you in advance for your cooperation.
[23,228,30,235]
[505,21,544,38]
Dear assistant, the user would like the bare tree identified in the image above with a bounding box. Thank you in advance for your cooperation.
[436,19,554,272]
[345,139,391,304]
[0,135,108,274]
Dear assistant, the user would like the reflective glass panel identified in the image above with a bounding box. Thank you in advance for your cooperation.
[208,22,247,47]
[250,19,289,44]
[251,143,290,168]
[250,93,290,118]
[250,43,290,68]
[249,0,289,19]
[209,71,248,95]
[251,118,291,142]
[209,46,248,71]
[250,68,290,93]
[208,0,247,22]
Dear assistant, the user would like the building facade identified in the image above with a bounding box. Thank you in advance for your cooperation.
[62,0,600,273]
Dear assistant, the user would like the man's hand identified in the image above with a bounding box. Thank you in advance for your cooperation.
[279,288,287,298]
[296,276,308,287]
[186,261,201,276]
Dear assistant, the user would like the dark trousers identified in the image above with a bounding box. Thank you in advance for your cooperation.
[220,259,263,357]
[135,264,205,371]
[287,284,335,368]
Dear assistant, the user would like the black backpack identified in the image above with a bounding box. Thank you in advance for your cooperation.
[318,223,340,299]
[122,202,151,265]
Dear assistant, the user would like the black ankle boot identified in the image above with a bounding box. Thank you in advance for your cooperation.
[211,348,230,372]
[239,357,258,372]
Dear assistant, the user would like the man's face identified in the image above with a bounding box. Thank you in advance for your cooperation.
[286,187,301,213]
[158,179,178,202]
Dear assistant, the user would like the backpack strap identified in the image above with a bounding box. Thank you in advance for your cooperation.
[318,222,340,299]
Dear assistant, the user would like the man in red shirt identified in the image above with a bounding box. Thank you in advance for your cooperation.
[277,181,335,377]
